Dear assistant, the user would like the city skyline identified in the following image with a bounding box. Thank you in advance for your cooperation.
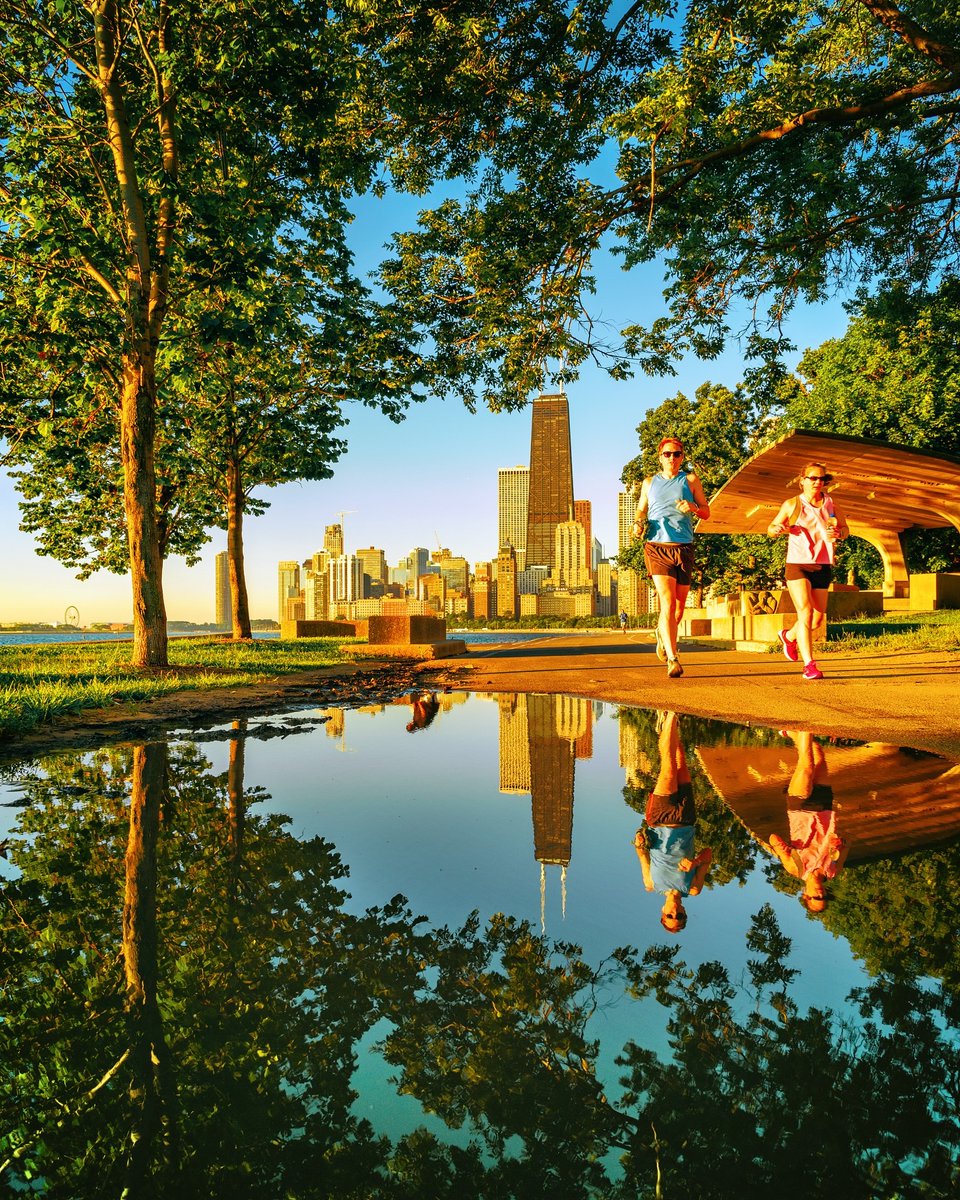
[0,230,848,625]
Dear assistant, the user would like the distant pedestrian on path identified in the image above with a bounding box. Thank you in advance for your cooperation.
[619,610,628,633]
[634,711,713,933]
[767,461,849,681]
[631,437,710,679]
[767,731,849,911]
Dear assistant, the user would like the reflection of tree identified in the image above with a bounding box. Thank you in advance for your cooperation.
[825,834,960,988]
[3,741,960,1196]
[618,708,759,887]
[0,739,426,1195]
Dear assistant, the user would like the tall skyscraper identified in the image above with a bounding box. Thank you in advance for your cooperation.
[498,465,529,571]
[526,394,574,569]
[214,550,231,629]
[356,546,387,590]
[553,520,591,589]
[277,560,300,624]
[324,523,344,558]
[328,554,363,609]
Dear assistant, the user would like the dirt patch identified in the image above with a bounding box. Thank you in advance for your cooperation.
[0,659,452,760]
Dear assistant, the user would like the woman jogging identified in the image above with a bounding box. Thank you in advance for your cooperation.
[767,461,849,681]
[631,437,710,679]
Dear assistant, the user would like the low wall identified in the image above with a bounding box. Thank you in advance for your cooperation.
[280,619,364,640]
[367,614,447,645]
[909,573,960,611]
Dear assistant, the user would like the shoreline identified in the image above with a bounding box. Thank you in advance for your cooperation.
[1,632,958,761]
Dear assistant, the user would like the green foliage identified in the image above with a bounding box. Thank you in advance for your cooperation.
[3,736,960,1195]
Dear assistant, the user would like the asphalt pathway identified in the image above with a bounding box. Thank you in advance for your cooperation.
[429,631,960,758]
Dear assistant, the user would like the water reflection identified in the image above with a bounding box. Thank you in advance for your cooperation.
[2,697,960,1196]
[634,711,713,932]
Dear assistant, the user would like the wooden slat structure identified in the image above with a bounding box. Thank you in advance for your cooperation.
[697,743,960,862]
[702,430,960,595]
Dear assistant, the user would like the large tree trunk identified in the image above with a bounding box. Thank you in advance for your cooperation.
[227,460,253,639]
[227,720,247,905]
[123,741,177,1190]
[121,358,169,668]
[96,0,177,669]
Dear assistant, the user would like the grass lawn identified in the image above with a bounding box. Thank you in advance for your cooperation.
[0,637,353,740]
[824,609,960,654]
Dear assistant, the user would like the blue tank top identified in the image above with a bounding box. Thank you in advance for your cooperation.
[647,473,695,544]
[647,825,697,895]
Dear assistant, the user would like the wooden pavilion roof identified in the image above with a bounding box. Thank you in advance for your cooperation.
[702,430,960,538]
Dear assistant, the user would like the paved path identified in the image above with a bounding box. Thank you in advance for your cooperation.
[428,632,960,758]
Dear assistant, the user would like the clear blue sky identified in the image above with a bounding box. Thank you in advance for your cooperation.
[0,209,846,627]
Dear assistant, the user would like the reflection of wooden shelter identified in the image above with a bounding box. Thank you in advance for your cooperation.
[697,743,960,861]
[703,430,960,597]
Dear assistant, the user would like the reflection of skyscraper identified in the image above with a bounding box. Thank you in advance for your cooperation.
[215,550,231,629]
[498,693,531,794]
[528,693,575,868]
[498,465,529,571]
[526,394,574,569]
[619,712,652,788]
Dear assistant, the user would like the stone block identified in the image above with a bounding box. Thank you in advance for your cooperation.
[908,572,960,611]
[367,614,447,645]
[826,590,883,619]
[280,619,359,639]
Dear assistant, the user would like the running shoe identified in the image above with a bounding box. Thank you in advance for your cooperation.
[655,628,667,662]
[802,661,823,681]
[777,630,799,662]
[667,658,683,679]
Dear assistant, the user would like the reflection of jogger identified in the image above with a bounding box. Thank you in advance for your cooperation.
[768,731,849,911]
[406,692,440,733]
[634,711,712,933]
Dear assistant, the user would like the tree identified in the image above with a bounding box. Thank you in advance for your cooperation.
[384,2,960,400]
[1,1,651,662]
[779,279,960,575]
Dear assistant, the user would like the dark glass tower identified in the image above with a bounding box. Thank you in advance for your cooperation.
[525,393,574,569]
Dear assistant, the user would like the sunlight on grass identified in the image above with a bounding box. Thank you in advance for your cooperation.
[0,637,351,740]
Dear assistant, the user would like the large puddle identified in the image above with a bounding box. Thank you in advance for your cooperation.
[2,693,959,1196]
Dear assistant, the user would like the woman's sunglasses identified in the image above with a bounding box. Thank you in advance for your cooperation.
[805,474,832,482]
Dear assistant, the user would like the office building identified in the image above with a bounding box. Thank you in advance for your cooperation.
[324,524,344,559]
[498,465,529,571]
[356,547,387,590]
[552,520,591,589]
[277,560,301,624]
[573,500,591,562]
[495,544,519,619]
[526,394,574,569]
[618,490,638,554]
[215,550,230,629]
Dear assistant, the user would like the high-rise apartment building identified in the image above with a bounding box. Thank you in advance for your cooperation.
[407,547,430,589]
[573,499,591,564]
[215,550,231,629]
[495,544,519,619]
[277,560,301,624]
[328,554,362,613]
[498,465,529,571]
[618,490,638,554]
[552,520,591,589]
[324,524,344,559]
[526,394,574,569]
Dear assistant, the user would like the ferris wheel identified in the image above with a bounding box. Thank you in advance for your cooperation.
[64,606,80,629]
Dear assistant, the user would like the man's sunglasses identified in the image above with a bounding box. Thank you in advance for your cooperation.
[661,450,683,458]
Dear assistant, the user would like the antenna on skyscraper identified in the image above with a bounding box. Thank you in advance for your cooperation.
[336,510,357,554]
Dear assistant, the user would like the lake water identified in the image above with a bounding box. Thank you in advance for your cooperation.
[1,693,958,1197]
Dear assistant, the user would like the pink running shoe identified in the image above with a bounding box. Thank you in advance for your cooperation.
[802,661,824,681]
[778,630,799,662]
